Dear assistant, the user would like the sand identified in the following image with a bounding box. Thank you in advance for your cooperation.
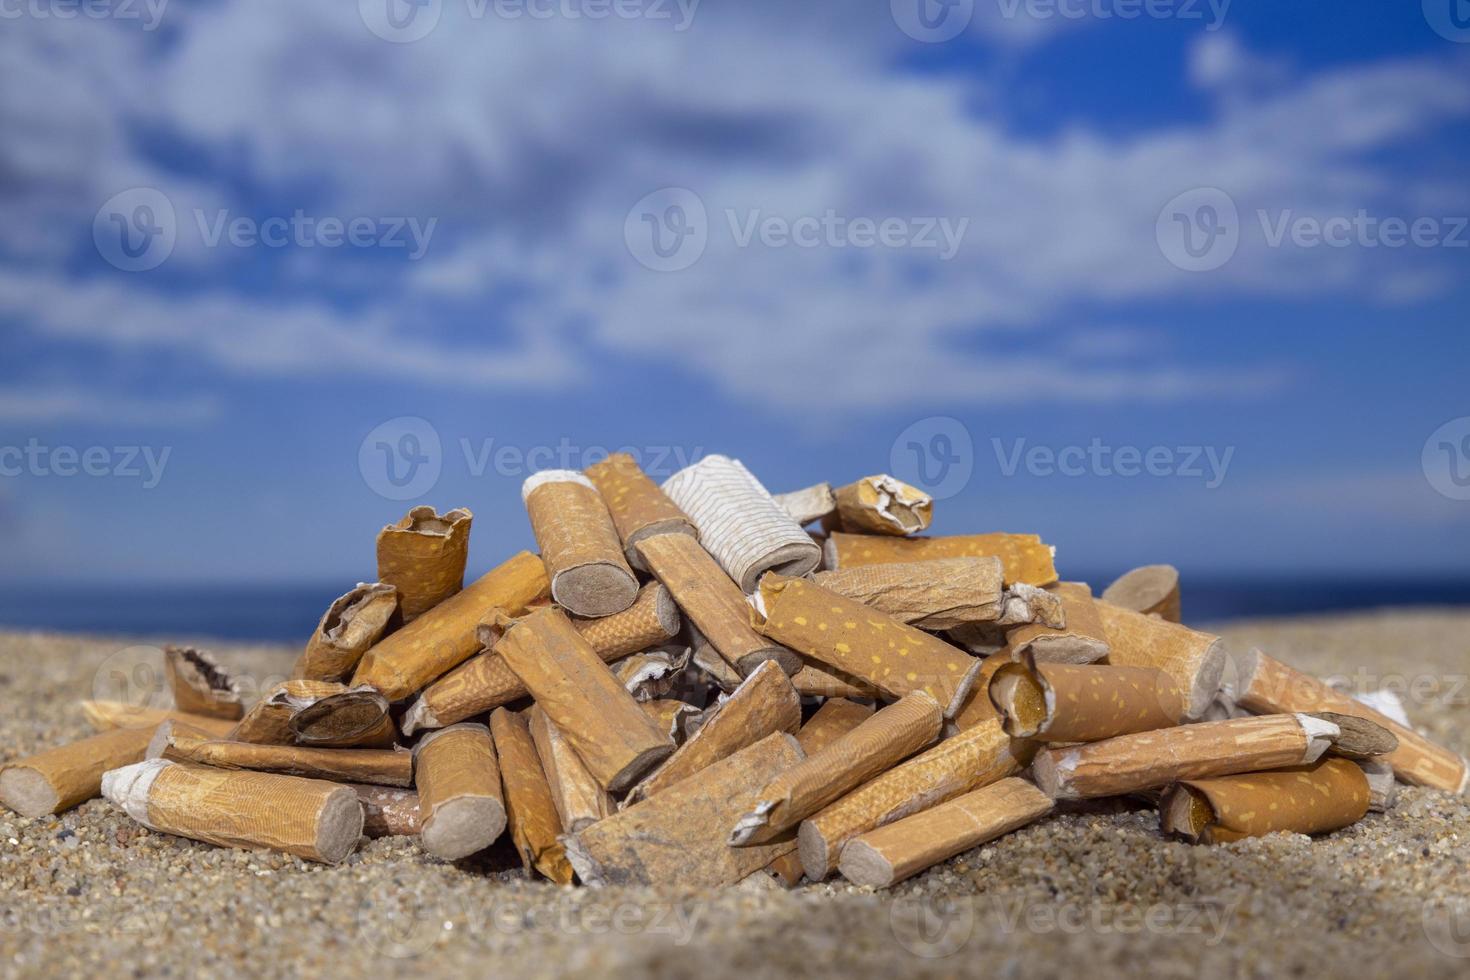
[2,609,1468,979]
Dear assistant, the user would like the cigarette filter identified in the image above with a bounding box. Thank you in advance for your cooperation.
[1312,711,1398,760]
[102,760,363,864]
[729,691,942,846]
[490,708,573,884]
[1095,600,1227,721]
[813,558,1006,631]
[660,455,821,593]
[795,698,876,756]
[292,582,398,681]
[376,506,472,624]
[641,699,701,742]
[351,551,549,702]
[229,679,349,745]
[630,661,800,802]
[839,777,1053,888]
[161,724,414,787]
[1,727,153,817]
[350,783,421,837]
[1160,756,1370,843]
[797,717,1028,880]
[1004,582,1110,665]
[772,482,837,527]
[638,531,798,675]
[523,470,639,617]
[163,646,243,720]
[413,723,506,861]
[584,452,698,571]
[988,655,1185,742]
[1234,648,1468,794]
[571,581,681,659]
[833,475,933,536]
[822,532,1058,588]
[495,607,674,793]
[947,656,1015,733]
[756,574,982,718]
[289,688,397,748]
[564,731,805,888]
[1031,713,1340,800]
[1101,564,1181,622]
[79,700,237,737]
[529,705,613,833]
[791,665,877,700]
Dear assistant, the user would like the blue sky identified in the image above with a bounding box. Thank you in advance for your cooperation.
[1,0,1467,588]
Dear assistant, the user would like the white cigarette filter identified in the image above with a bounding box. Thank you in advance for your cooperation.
[661,455,821,593]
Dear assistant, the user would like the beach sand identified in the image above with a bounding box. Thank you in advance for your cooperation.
[2,609,1467,979]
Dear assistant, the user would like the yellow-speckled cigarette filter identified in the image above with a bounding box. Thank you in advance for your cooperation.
[490,708,573,884]
[163,646,243,720]
[584,452,699,571]
[376,506,473,624]
[660,455,821,594]
[832,475,933,536]
[813,558,1005,631]
[351,551,549,702]
[564,732,805,888]
[161,725,414,787]
[729,691,942,846]
[795,699,875,756]
[523,471,638,618]
[839,778,1053,888]
[80,701,238,737]
[772,483,837,527]
[230,679,350,745]
[495,608,674,793]
[790,665,876,700]
[1095,600,1227,721]
[1161,756,1370,844]
[1031,713,1341,801]
[638,531,798,675]
[756,574,982,718]
[1102,564,1181,623]
[798,717,1028,880]
[571,582,681,659]
[293,583,399,681]
[350,783,421,837]
[630,661,801,802]
[1005,582,1110,664]
[528,705,613,833]
[989,655,1185,742]
[102,760,363,864]
[1234,648,1469,794]
[0,727,153,818]
[822,532,1058,588]
[413,723,505,861]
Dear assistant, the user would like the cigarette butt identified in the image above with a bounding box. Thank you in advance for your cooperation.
[638,531,799,676]
[641,699,701,742]
[823,532,1058,588]
[797,718,1028,880]
[1356,759,1397,812]
[349,783,421,836]
[613,647,687,702]
[1095,600,1227,721]
[833,475,933,536]
[790,664,876,700]
[729,691,942,846]
[291,689,397,748]
[1160,756,1370,843]
[529,705,614,833]
[1234,648,1468,793]
[1311,711,1398,759]
[79,700,237,737]
[795,698,876,756]
[584,452,698,572]
[103,760,363,864]
[490,708,573,884]
[838,778,1053,888]
[660,455,821,594]
[523,470,639,618]
[352,551,549,702]
[1,727,153,817]
[229,680,348,745]
[571,582,681,659]
[756,574,982,718]
[564,731,805,888]
[413,723,505,861]
[772,483,837,527]
[292,582,398,681]
[1031,713,1340,801]
[813,558,1005,631]
[160,723,414,787]
[1102,564,1181,623]
[947,656,1014,733]
[376,506,473,624]
[630,660,801,802]
[163,646,243,720]
[988,654,1185,742]
[495,608,674,793]
[1004,582,1110,665]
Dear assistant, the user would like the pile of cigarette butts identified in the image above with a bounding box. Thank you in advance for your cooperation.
[3,454,1467,890]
